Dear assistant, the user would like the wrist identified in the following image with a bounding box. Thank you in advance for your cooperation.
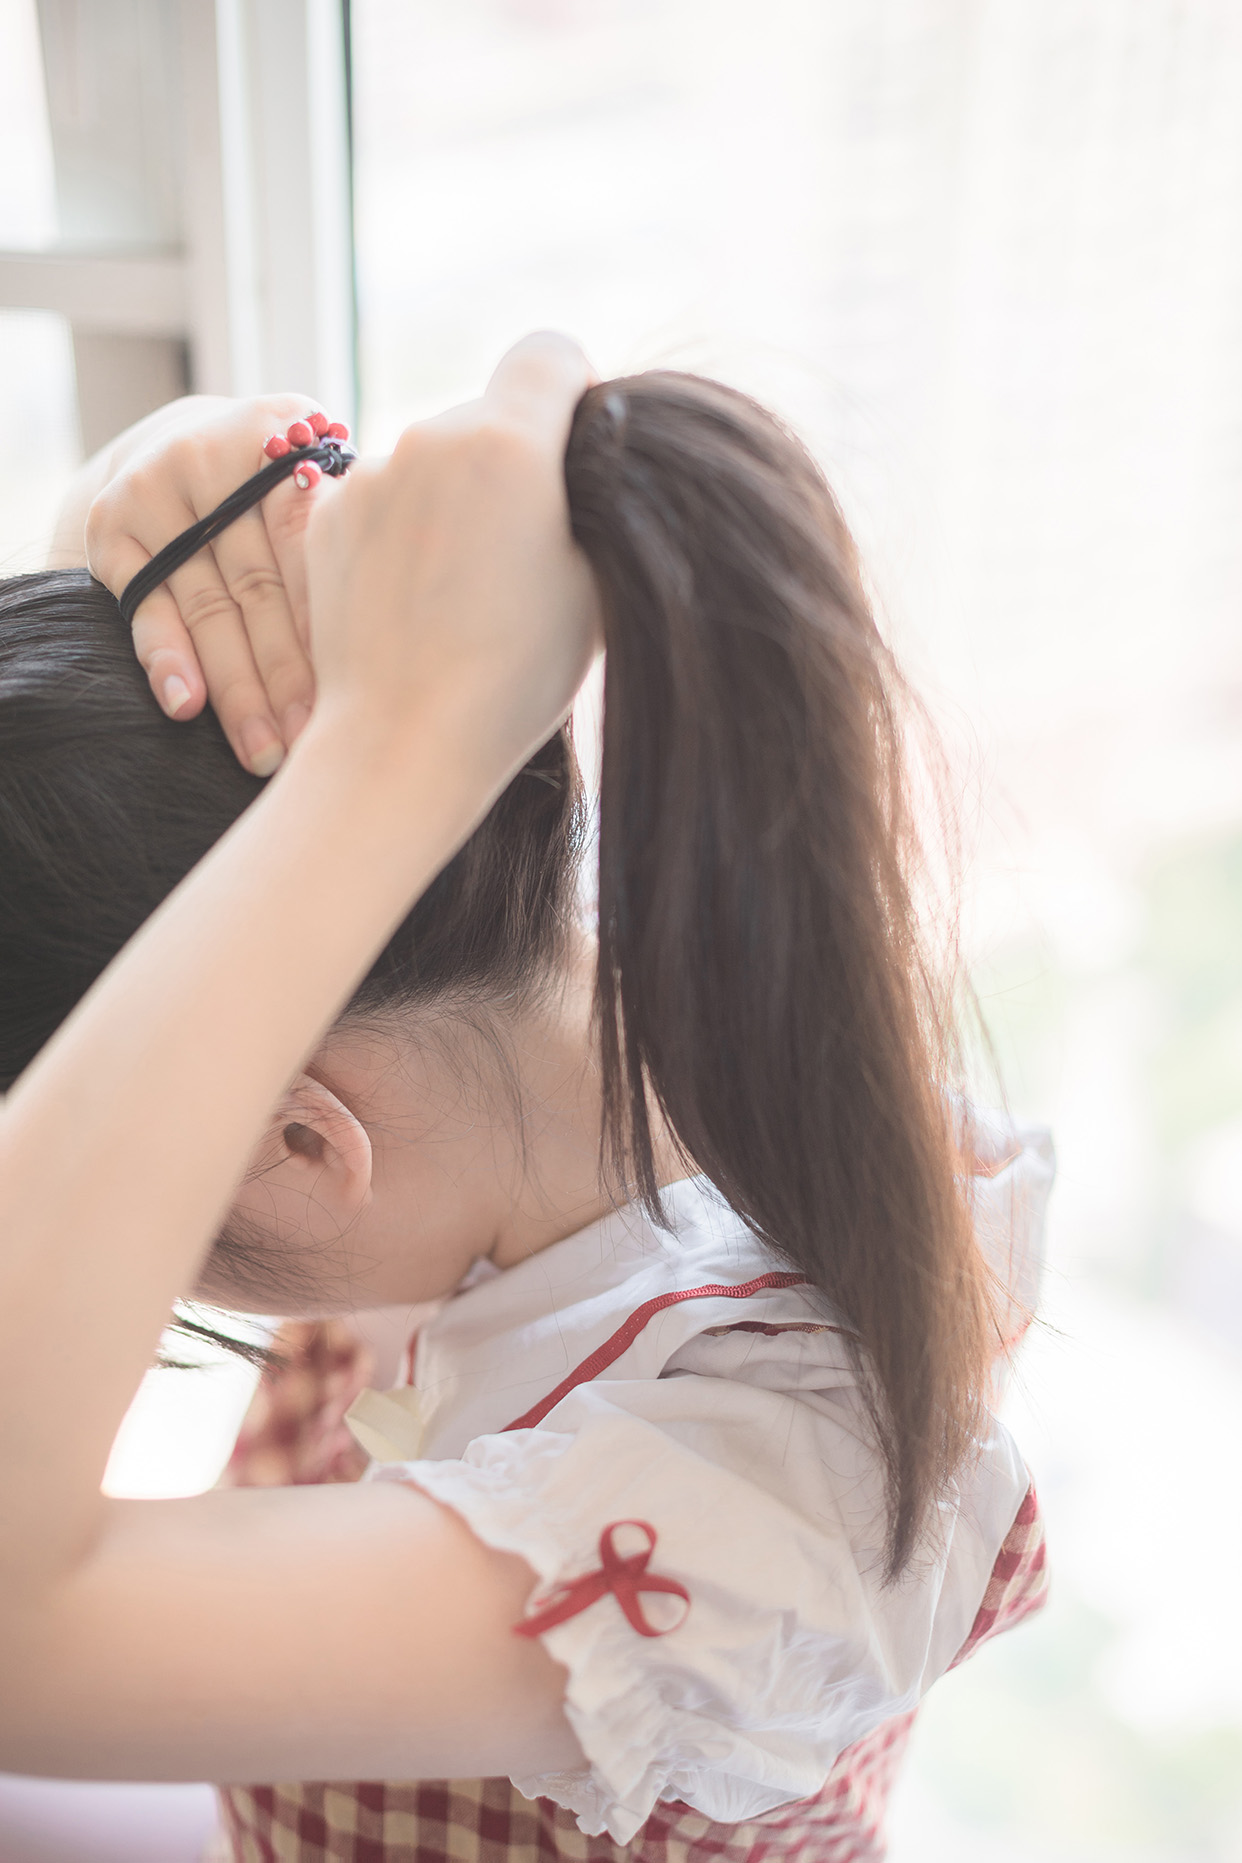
[296,678,536,806]
[286,689,517,855]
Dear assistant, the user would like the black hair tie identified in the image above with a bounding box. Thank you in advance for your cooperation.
[117,437,357,628]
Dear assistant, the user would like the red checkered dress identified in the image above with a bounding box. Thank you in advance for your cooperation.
[210,1322,1047,1863]
[214,1711,917,1862]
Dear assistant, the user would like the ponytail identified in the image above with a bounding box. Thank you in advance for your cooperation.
[565,375,991,1574]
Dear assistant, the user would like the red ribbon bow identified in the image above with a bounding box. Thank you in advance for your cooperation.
[513,1520,690,1640]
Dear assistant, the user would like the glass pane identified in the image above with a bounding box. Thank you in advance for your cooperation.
[352,0,844,444]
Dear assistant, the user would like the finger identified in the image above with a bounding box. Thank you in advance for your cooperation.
[262,470,346,653]
[130,589,208,720]
[484,332,596,449]
[86,522,211,722]
[164,550,285,776]
[209,506,317,745]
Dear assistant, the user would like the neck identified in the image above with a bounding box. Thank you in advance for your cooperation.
[319,933,690,1305]
[483,930,692,1269]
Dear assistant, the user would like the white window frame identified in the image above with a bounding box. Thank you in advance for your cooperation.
[0,0,356,455]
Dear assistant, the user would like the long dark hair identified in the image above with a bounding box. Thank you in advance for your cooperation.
[0,373,991,1572]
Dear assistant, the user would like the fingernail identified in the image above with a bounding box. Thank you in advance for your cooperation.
[162,673,193,717]
[283,700,312,743]
[242,719,285,777]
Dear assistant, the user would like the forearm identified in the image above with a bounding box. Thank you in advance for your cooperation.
[0,699,503,1589]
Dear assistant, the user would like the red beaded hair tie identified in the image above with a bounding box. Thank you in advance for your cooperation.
[263,412,353,489]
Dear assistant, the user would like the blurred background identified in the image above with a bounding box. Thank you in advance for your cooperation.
[3,1,1242,1858]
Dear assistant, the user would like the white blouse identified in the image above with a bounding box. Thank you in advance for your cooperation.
[361,1118,1053,1845]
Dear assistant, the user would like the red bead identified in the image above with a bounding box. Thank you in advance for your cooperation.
[293,461,322,491]
[264,434,291,458]
[326,421,350,441]
[307,411,329,436]
[286,419,313,447]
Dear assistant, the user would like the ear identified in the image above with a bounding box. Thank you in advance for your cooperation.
[233,1072,373,1244]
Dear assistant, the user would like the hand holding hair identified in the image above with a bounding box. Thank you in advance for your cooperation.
[69,338,597,788]
[303,332,601,789]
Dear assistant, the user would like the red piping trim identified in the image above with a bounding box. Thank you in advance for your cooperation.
[502,1271,808,1431]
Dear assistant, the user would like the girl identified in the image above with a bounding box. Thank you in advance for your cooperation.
[0,336,1051,1861]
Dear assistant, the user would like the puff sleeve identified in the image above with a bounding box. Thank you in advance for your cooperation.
[369,1372,1028,1844]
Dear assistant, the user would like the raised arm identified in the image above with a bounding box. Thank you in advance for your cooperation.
[0,334,599,1782]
